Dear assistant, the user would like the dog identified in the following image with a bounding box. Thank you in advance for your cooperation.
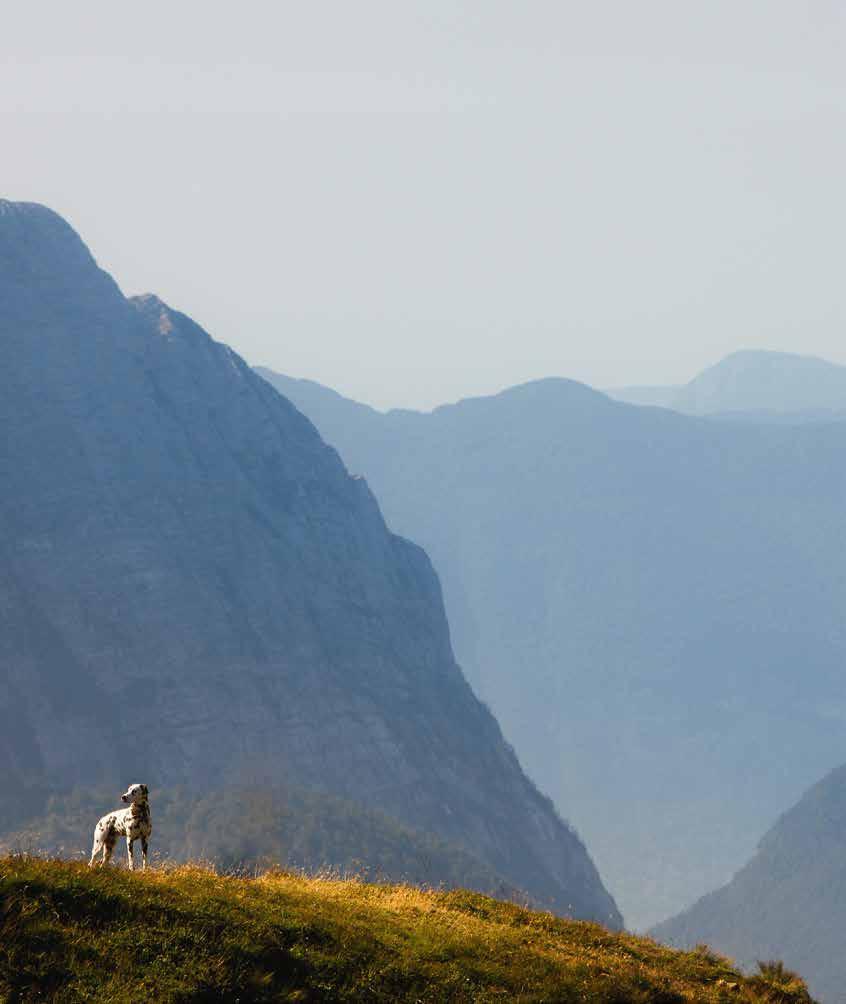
[89,784,152,870]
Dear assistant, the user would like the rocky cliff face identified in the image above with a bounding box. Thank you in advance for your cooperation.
[0,200,620,926]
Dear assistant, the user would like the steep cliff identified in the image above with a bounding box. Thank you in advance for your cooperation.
[0,200,620,926]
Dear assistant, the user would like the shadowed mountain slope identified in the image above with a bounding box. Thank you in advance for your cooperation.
[0,200,620,926]
[258,366,846,928]
[653,764,846,1003]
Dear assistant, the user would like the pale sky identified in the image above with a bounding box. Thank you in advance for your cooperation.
[3,2,845,409]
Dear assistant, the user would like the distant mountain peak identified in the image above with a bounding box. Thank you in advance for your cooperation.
[674,348,846,414]
[609,349,846,416]
[496,376,612,401]
[429,377,617,424]
[697,347,843,372]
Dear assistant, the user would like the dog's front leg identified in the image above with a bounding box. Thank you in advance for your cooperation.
[126,836,135,871]
[141,836,148,871]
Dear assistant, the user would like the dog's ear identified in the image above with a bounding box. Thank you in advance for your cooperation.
[141,785,148,796]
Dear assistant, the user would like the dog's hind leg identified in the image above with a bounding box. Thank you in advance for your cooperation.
[126,836,135,871]
[88,834,103,868]
[141,836,148,871]
[89,818,110,867]
[101,829,116,866]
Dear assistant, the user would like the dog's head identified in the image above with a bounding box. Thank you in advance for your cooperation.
[121,783,149,805]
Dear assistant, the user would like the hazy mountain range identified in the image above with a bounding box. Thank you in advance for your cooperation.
[7,188,846,959]
[0,200,620,926]
[653,763,846,1003]
[258,354,846,928]
[608,348,846,418]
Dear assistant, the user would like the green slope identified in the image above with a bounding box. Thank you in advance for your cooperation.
[0,856,814,1002]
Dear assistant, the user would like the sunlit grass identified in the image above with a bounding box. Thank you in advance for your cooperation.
[0,855,814,1001]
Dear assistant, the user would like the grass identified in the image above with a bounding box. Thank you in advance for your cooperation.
[0,855,815,1002]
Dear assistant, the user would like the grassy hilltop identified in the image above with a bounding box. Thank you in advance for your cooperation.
[0,856,814,1002]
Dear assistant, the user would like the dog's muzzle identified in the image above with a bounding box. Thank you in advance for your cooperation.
[121,795,129,802]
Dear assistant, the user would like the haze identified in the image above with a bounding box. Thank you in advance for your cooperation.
[3,1,845,409]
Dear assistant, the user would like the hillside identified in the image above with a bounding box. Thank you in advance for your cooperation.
[0,199,619,926]
[257,367,846,927]
[0,856,816,1003]
[653,764,846,1004]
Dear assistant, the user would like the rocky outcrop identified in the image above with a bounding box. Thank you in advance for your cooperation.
[0,200,620,926]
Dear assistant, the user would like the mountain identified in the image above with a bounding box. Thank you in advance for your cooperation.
[607,350,846,417]
[653,764,846,1003]
[673,350,846,416]
[257,367,846,928]
[0,200,620,926]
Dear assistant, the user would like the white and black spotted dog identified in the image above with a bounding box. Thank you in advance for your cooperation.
[89,784,152,870]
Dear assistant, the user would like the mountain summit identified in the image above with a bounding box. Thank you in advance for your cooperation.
[0,201,620,926]
[609,349,846,416]
[673,349,846,415]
